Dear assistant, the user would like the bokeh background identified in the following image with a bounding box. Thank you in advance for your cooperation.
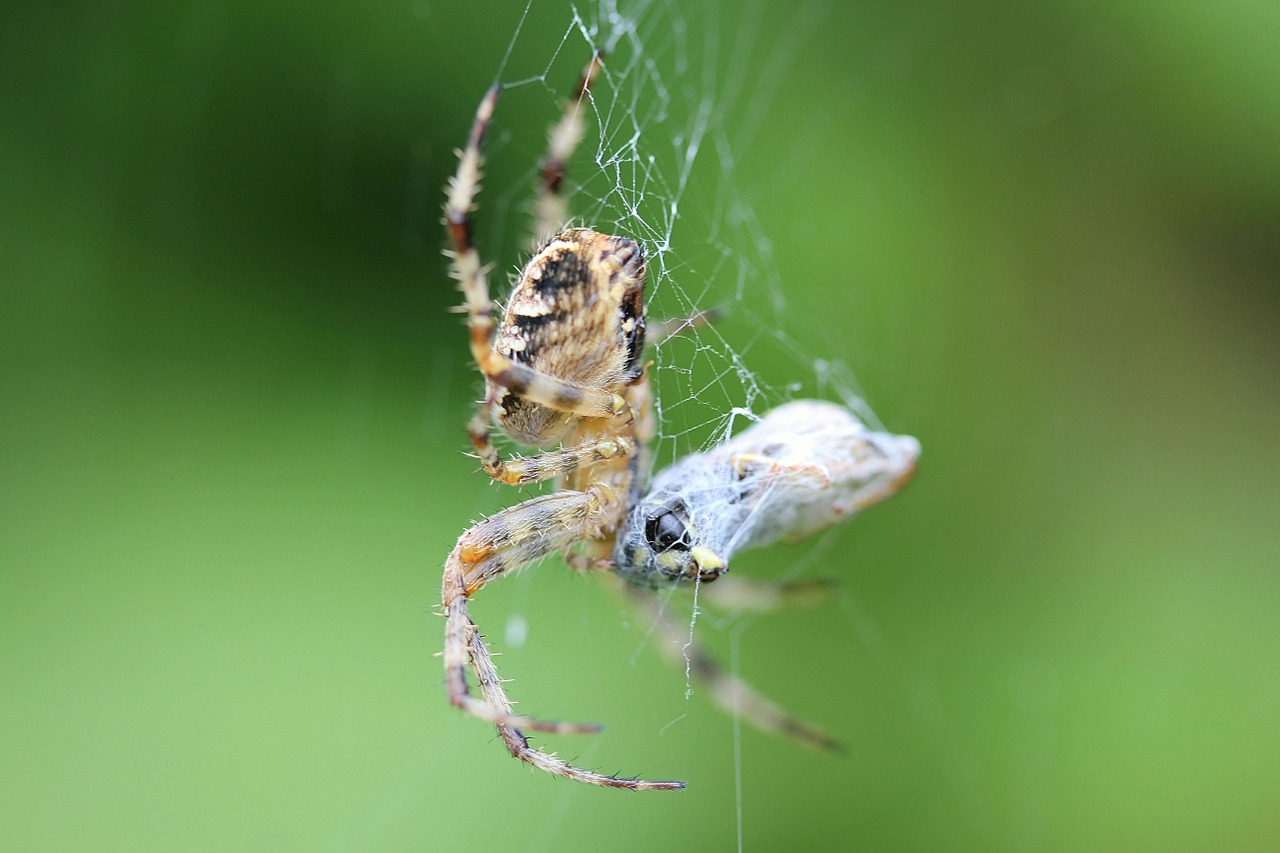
[3,1,1278,851]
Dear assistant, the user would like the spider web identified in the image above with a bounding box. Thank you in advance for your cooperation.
[475,0,878,472]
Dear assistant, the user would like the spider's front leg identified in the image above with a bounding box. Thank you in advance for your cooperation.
[443,86,502,378]
[442,491,685,790]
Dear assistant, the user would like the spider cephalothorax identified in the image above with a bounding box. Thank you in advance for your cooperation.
[439,57,919,790]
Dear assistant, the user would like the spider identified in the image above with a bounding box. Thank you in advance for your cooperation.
[440,56,920,790]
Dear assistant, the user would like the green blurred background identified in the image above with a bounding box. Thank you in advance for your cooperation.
[3,1,1278,851]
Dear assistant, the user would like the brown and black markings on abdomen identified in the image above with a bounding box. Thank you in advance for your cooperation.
[489,229,648,445]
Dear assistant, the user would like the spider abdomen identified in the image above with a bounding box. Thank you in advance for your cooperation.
[490,228,647,447]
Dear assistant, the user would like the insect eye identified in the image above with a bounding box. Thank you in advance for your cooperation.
[645,501,691,552]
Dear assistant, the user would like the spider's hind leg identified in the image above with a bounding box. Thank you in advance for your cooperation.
[443,492,603,734]
[444,86,503,377]
[442,491,686,790]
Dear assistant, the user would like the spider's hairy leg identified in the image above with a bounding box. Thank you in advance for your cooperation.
[620,581,844,753]
[467,407,635,486]
[483,357,635,420]
[700,575,839,614]
[443,493,601,733]
[534,53,605,244]
[442,492,685,790]
[475,637,684,791]
[444,597,600,735]
[444,86,502,375]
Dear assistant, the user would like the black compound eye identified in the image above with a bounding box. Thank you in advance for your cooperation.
[644,501,691,552]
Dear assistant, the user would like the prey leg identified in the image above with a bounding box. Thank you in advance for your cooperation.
[620,581,843,752]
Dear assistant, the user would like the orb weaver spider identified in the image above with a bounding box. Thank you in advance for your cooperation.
[440,56,919,790]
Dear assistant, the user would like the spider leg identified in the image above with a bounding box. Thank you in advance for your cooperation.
[467,406,635,486]
[442,491,685,790]
[444,86,501,379]
[533,53,605,244]
[483,357,634,419]
[700,575,839,614]
[444,597,599,735]
[443,493,600,733]
[476,638,683,791]
[620,581,844,753]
